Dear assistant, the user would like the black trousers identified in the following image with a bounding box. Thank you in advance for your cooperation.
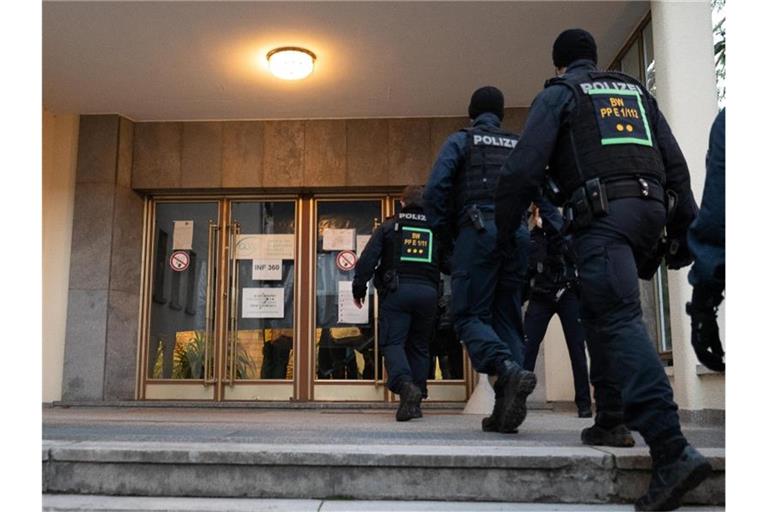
[523,289,591,409]
[574,198,681,442]
[379,280,438,395]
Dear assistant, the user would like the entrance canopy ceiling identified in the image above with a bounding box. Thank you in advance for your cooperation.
[43,1,649,121]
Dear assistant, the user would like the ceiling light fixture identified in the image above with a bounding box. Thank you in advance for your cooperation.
[267,47,316,80]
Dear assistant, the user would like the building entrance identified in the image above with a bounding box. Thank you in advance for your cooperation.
[137,194,470,402]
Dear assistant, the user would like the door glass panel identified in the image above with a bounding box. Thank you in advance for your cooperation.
[147,202,218,380]
[229,201,296,381]
[315,200,382,381]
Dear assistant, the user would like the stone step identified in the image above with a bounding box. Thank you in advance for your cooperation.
[41,495,726,512]
[42,440,724,506]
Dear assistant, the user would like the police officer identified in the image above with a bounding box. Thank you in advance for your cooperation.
[494,29,710,510]
[352,186,446,422]
[522,203,592,418]
[423,86,536,434]
[686,108,725,373]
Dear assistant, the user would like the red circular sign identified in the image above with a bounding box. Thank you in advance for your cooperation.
[169,250,190,272]
[336,250,357,272]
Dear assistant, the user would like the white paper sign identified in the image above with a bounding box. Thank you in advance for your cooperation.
[236,234,295,260]
[356,235,372,256]
[242,287,285,318]
[338,281,369,324]
[323,228,356,251]
[252,259,282,281]
[172,220,194,250]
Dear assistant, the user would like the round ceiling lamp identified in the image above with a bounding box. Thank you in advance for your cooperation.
[267,47,316,80]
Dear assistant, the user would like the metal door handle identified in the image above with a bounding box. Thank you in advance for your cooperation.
[203,221,219,386]
[227,222,241,386]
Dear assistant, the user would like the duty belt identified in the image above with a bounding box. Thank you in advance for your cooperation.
[602,177,665,203]
[565,177,665,231]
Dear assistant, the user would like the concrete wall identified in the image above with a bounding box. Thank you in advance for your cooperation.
[42,110,79,403]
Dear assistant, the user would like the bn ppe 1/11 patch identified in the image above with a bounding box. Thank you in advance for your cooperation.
[400,226,433,263]
[588,89,653,147]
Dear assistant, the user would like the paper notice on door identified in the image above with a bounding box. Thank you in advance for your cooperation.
[252,259,282,281]
[356,235,372,256]
[322,228,356,251]
[236,234,295,260]
[172,220,194,250]
[338,281,369,324]
[242,287,285,318]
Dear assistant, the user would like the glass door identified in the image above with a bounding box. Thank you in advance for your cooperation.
[222,200,298,400]
[142,200,221,400]
[312,198,386,401]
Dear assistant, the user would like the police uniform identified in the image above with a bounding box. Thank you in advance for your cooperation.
[424,105,536,433]
[352,203,444,417]
[522,210,591,416]
[686,109,725,372]
[494,52,710,510]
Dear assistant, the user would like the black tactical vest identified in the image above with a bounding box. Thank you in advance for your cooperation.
[455,126,519,208]
[379,206,440,286]
[546,71,666,197]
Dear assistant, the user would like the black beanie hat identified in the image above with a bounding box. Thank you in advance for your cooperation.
[552,28,598,68]
[468,86,505,120]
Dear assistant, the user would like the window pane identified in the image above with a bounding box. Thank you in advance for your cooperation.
[621,40,642,81]
[643,23,657,95]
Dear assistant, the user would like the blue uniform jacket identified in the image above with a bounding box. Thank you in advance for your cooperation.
[494,60,699,251]
[688,108,725,292]
[423,112,501,249]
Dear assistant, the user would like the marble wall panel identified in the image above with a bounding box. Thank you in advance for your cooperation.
[263,121,304,188]
[222,121,264,188]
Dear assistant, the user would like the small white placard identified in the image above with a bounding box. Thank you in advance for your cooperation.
[242,288,285,319]
[323,228,356,251]
[172,220,194,250]
[338,281,369,324]
[236,234,295,260]
[356,235,372,256]
[252,259,282,281]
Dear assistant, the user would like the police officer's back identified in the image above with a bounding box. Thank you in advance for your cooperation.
[493,29,710,511]
[352,186,444,421]
[424,87,537,435]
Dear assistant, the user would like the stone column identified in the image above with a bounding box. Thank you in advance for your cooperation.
[62,115,143,401]
[651,0,723,411]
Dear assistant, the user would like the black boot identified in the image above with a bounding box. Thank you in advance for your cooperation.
[395,382,422,422]
[482,381,505,432]
[577,404,593,418]
[635,445,712,511]
[494,360,537,433]
[581,423,635,447]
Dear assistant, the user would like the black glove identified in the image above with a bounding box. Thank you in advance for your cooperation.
[666,235,694,270]
[685,285,725,372]
[352,282,368,301]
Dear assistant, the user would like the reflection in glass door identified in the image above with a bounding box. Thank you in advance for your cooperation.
[313,199,386,401]
[223,200,297,400]
[143,201,220,400]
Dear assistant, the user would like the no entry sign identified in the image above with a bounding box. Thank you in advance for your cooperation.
[336,250,357,272]
[170,250,190,272]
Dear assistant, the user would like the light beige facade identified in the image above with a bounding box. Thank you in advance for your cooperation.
[42,110,79,402]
